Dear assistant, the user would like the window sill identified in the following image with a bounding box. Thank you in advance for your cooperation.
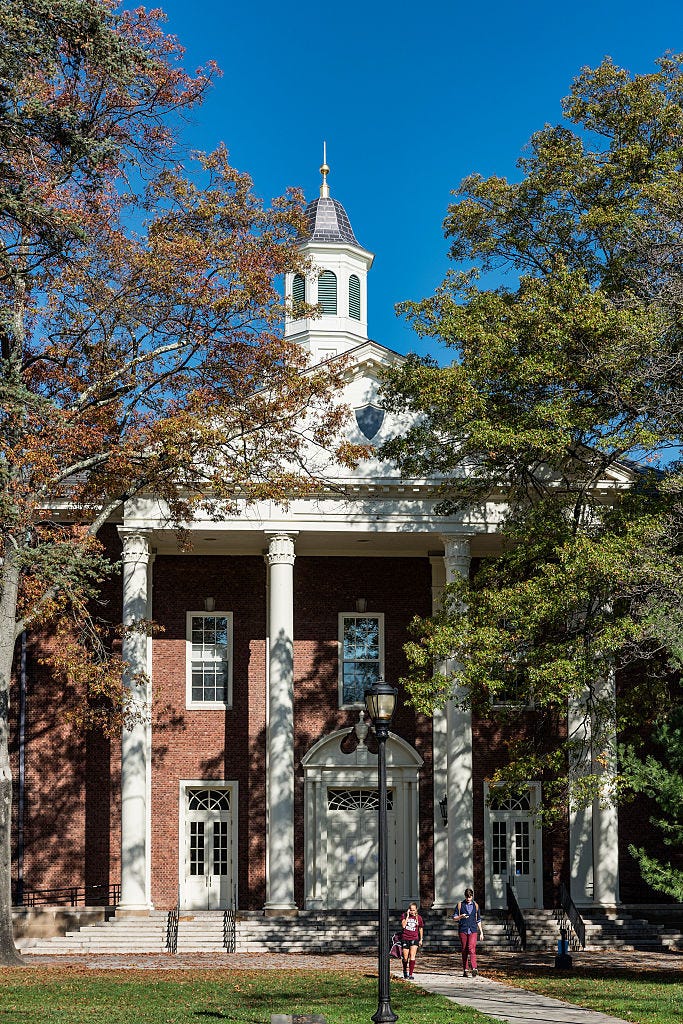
[186,701,233,711]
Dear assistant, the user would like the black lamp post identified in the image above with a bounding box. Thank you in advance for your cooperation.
[365,678,398,1024]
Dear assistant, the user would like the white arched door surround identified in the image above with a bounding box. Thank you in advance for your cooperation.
[302,721,423,911]
[483,782,543,909]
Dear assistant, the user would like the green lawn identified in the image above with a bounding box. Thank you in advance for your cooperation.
[1,966,682,1024]
[0,970,494,1024]
[487,967,683,1024]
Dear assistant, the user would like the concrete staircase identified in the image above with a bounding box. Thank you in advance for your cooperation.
[20,911,169,954]
[489,908,683,953]
[19,906,682,956]
[580,909,683,952]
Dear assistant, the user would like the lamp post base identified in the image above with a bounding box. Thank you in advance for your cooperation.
[372,1001,398,1024]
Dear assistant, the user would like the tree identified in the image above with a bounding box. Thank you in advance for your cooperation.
[379,56,683,882]
[621,695,683,901]
[0,2,359,963]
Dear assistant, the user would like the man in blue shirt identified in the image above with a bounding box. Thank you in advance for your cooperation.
[453,888,484,977]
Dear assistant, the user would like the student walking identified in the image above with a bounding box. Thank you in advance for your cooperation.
[400,902,424,979]
[453,888,484,976]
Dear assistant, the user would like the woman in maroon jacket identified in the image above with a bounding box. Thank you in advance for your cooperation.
[400,902,424,979]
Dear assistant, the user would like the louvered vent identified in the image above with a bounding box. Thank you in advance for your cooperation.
[349,274,360,319]
[292,273,305,315]
[318,271,337,315]
[292,274,305,304]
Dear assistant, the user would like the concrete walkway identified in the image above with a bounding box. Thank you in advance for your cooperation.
[413,970,631,1024]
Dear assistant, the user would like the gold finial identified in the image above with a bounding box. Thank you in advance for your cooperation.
[320,140,330,198]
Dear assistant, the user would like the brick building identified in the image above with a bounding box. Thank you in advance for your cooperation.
[16,161,641,918]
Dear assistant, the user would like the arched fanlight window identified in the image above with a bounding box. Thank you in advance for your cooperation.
[348,274,361,320]
[318,271,337,315]
[292,273,305,314]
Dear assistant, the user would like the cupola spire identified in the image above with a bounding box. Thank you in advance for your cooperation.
[320,141,330,198]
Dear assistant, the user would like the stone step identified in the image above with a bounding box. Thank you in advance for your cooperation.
[20,906,681,955]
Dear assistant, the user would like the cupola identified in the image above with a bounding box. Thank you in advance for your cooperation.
[285,148,374,363]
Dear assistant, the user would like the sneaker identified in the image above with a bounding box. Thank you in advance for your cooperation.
[409,975,414,980]
[462,971,468,977]
[472,969,478,977]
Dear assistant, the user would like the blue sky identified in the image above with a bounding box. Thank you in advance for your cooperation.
[158,0,683,358]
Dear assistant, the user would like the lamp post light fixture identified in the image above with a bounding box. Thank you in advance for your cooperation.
[365,678,398,1024]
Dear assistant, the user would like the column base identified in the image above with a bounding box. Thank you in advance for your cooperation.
[264,905,299,918]
[115,906,153,917]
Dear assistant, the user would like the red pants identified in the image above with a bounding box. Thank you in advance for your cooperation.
[459,931,478,971]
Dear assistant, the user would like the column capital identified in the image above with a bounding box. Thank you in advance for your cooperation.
[440,534,472,576]
[118,528,153,562]
[264,532,298,567]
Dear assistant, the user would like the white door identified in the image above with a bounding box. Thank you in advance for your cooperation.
[326,788,396,909]
[486,788,540,909]
[183,788,234,911]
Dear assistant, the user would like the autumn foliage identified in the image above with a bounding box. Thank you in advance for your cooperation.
[0,1,358,961]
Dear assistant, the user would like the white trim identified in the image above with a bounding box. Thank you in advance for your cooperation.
[178,779,239,910]
[185,611,233,710]
[337,612,385,709]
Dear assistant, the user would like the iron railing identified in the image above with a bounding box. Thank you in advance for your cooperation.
[165,903,180,954]
[223,907,236,952]
[556,882,585,949]
[16,883,120,908]
[506,882,527,951]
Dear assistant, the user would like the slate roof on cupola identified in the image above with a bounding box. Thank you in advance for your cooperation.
[302,145,361,246]
[304,196,359,244]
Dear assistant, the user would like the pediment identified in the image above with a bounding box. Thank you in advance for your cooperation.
[302,726,423,770]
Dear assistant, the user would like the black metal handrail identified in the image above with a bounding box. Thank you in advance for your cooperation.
[165,904,179,954]
[506,882,527,951]
[15,883,120,908]
[223,907,236,952]
[558,882,585,949]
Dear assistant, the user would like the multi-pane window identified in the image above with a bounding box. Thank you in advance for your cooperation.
[213,820,229,875]
[514,821,530,875]
[492,821,507,875]
[489,789,532,812]
[328,788,394,811]
[339,613,384,707]
[190,821,205,875]
[186,612,232,707]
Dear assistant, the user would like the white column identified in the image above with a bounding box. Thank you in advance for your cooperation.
[432,538,474,909]
[569,672,620,908]
[264,532,297,912]
[442,535,474,898]
[430,554,450,909]
[118,528,153,911]
[593,668,620,907]
[568,693,594,906]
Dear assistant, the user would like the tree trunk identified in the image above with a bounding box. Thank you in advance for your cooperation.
[0,548,24,964]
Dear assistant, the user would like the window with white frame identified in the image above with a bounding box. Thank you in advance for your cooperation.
[186,612,232,708]
[338,613,384,707]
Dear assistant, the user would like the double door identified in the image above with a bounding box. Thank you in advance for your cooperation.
[486,787,540,909]
[326,788,396,909]
[183,788,235,910]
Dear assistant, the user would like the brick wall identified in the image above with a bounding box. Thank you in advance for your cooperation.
[16,542,672,912]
